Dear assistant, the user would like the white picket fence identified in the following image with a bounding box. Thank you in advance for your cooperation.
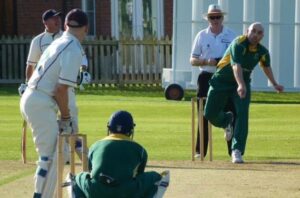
[0,36,172,85]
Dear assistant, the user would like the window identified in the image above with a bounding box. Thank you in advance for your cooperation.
[0,0,16,35]
[143,0,153,37]
[112,0,164,39]
[119,0,133,37]
[82,0,96,36]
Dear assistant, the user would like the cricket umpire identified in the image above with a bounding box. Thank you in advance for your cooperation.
[204,22,284,163]
[20,9,88,198]
[190,4,236,158]
[66,110,170,198]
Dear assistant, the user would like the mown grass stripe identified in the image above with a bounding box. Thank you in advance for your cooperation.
[0,168,35,187]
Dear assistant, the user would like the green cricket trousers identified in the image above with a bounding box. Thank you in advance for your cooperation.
[73,171,161,198]
[204,83,251,154]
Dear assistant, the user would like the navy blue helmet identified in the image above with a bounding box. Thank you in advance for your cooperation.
[107,111,135,136]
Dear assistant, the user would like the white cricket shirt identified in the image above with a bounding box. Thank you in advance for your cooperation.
[190,26,236,73]
[28,32,85,96]
[26,30,63,66]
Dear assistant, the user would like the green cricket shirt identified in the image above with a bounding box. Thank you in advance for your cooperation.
[88,134,147,183]
[212,35,271,88]
[74,134,161,198]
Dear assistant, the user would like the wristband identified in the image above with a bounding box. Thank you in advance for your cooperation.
[61,116,71,120]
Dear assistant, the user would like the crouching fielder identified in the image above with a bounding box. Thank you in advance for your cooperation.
[19,9,88,198]
[66,110,170,198]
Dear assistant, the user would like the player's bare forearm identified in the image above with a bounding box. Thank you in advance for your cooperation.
[190,57,218,66]
[262,67,277,85]
[190,57,204,66]
[232,64,244,85]
[232,64,246,98]
[25,64,34,81]
[262,67,284,92]
[54,84,70,118]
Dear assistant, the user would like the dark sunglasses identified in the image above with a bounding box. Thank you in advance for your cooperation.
[209,16,222,20]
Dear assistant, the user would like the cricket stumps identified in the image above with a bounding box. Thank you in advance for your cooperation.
[191,97,213,161]
[57,133,88,198]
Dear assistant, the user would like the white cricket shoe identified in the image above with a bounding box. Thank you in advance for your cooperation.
[64,173,76,198]
[153,170,170,198]
[194,153,201,159]
[224,112,234,141]
[231,149,244,163]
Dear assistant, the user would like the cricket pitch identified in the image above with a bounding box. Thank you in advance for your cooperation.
[0,160,299,198]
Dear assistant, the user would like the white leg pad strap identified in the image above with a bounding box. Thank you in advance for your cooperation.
[34,157,51,195]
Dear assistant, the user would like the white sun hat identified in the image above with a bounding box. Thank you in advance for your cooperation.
[203,4,226,19]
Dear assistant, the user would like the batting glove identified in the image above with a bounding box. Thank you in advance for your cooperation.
[18,83,27,96]
[78,71,91,85]
[58,117,78,134]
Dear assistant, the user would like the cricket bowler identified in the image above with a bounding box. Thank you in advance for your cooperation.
[204,22,284,163]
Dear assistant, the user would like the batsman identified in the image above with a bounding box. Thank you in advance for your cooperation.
[20,9,89,198]
[18,9,91,164]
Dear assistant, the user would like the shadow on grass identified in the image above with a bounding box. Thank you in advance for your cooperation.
[147,160,300,172]
[1,84,299,104]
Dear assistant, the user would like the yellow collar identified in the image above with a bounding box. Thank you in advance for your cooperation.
[103,134,132,141]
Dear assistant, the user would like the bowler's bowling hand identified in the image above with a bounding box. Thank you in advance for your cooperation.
[274,84,284,93]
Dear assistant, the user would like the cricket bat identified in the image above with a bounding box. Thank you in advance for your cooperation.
[21,120,27,164]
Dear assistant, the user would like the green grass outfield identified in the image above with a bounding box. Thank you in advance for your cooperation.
[0,84,299,162]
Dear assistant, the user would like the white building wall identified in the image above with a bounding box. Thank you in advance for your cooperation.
[295,0,300,87]
[163,0,300,92]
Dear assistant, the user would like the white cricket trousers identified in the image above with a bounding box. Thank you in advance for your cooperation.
[20,88,58,156]
[20,88,59,198]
